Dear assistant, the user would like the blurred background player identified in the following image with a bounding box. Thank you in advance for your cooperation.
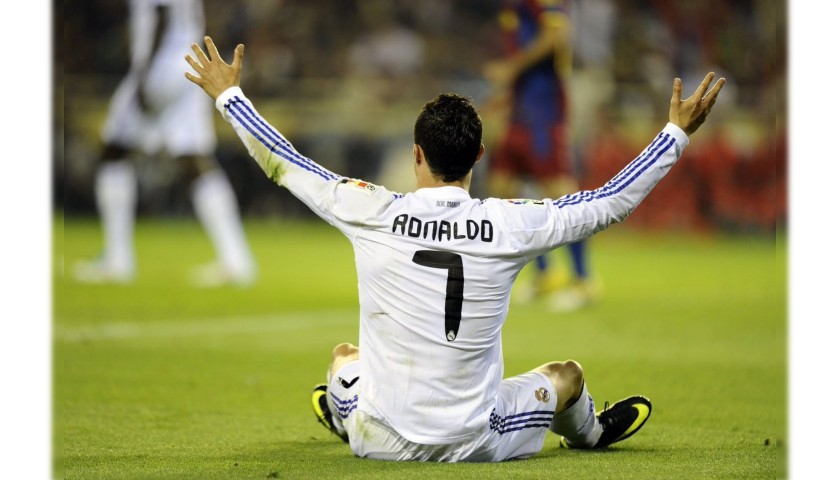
[483,0,596,311]
[74,0,256,287]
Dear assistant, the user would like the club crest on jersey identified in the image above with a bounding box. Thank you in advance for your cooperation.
[505,199,545,206]
[535,387,551,403]
[339,178,377,194]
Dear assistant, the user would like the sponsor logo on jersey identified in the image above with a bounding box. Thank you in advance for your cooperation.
[505,198,545,206]
[339,178,377,193]
[535,387,551,403]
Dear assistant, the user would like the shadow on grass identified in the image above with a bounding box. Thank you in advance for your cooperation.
[60,437,672,480]
[251,439,664,479]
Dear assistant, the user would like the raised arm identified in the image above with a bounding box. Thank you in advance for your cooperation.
[524,73,726,250]
[183,37,396,232]
[184,37,346,220]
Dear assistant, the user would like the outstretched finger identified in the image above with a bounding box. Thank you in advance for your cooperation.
[190,43,210,66]
[232,43,245,71]
[671,77,683,106]
[184,54,203,74]
[204,36,222,62]
[701,78,726,109]
[691,72,715,101]
[703,78,726,102]
[184,71,202,86]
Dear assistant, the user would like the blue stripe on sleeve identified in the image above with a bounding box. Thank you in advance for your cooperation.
[596,133,667,191]
[553,133,675,210]
[553,133,669,208]
[230,97,337,179]
[224,96,339,182]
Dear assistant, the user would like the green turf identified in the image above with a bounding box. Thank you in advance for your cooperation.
[54,214,786,479]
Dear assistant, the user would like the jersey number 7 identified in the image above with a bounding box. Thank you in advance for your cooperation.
[412,251,464,342]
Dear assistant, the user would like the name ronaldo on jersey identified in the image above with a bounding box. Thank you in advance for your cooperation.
[391,214,494,243]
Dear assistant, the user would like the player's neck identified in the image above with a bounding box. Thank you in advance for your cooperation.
[415,171,472,192]
[414,152,472,192]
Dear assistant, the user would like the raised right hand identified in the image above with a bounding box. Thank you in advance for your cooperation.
[669,72,726,136]
[184,36,244,100]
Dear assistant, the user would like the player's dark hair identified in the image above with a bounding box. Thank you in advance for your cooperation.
[414,93,483,183]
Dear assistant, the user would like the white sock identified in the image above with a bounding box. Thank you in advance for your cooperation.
[94,160,137,273]
[324,368,348,436]
[549,382,603,448]
[191,169,255,277]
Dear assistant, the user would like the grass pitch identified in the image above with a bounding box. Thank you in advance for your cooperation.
[54,214,785,479]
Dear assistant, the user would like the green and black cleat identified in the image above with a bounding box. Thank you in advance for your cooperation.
[560,395,652,449]
[311,384,349,443]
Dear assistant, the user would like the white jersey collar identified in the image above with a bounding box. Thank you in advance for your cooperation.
[412,186,472,199]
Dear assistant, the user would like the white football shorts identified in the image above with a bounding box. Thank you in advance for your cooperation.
[327,360,558,462]
[101,64,216,157]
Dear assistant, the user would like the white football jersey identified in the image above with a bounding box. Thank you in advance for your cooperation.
[215,87,688,444]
